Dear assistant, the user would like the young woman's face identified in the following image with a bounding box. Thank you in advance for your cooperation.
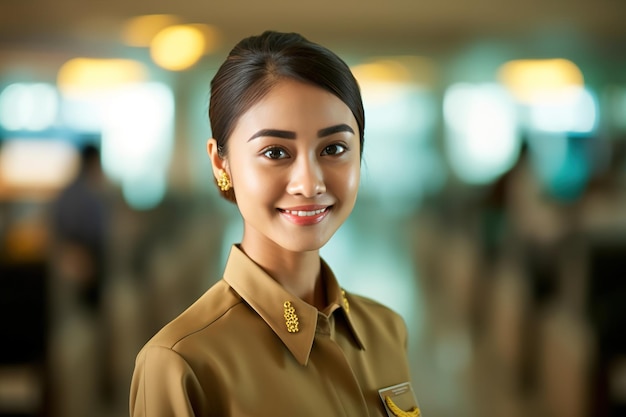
[224,78,361,253]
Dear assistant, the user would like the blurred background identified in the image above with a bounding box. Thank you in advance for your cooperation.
[1,0,626,416]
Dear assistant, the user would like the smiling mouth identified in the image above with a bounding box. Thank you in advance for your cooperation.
[279,207,330,217]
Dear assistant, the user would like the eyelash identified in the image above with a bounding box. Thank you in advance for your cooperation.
[321,143,348,156]
[261,144,349,160]
[262,147,289,160]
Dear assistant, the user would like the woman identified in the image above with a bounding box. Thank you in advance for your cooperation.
[130,30,419,417]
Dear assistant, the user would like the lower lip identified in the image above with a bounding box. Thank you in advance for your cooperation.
[279,208,331,226]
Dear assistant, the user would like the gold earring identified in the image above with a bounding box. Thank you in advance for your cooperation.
[217,170,232,191]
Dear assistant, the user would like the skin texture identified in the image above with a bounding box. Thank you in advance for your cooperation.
[207,79,360,309]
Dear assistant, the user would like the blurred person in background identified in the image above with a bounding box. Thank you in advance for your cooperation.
[50,142,112,416]
[130,31,418,417]
[52,143,109,314]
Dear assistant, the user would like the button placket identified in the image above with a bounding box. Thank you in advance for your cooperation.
[311,320,370,416]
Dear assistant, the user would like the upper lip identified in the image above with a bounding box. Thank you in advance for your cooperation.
[279,204,331,212]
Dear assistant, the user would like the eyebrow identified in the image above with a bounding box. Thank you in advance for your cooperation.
[247,124,355,142]
[248,129,296,141]
[317,124,355,137]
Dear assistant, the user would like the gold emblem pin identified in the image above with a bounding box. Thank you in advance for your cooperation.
[384,396,420,417]
[341,290,350,313]
[378,382,421,417]
[283,301,299,333]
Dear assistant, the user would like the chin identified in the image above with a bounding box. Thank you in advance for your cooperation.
[279,236,333,254]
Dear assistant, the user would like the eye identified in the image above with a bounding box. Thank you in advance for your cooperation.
[321,144,347,156]
[262,147,289,160]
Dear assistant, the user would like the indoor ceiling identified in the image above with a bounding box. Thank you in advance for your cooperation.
[1,0,626,56]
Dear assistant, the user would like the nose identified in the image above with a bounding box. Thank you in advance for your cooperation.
[286,156,326,197]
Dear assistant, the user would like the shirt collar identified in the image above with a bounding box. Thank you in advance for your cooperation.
[223,244,365,366]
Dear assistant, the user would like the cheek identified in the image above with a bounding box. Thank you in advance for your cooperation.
[346,171,360,203]
[347,165,361,190]
[232,163,284,202]
[331,163,360,200]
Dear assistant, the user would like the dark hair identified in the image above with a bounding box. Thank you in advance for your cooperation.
[208,31,365,200]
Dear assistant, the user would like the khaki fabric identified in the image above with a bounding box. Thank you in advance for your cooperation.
[130,245,414,416]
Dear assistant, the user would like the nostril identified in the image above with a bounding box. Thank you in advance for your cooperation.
[286,172,325,197]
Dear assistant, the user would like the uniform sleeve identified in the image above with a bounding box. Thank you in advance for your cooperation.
[130,346,208,417]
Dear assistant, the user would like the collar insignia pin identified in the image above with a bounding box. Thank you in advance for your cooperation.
[341,290,350,313]
[283,301,299,333]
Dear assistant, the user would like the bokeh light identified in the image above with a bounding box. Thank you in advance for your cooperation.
[528,87,598,134]
[100,82,174,210]
[150,25,206,71]
[57,58,148,98]
[0,140,78,192]
[443,83,520,185]
[498,59,585,104]
[122,14,180,47]
[0,83,59,131]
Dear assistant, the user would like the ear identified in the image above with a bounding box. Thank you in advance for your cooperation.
[206,138,229,180]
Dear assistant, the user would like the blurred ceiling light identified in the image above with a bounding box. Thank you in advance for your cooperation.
[0,83,58,131]
[352,56,435,85]
[150,25,207,71]
[498,59,584,104]
[352,61,412,84]
[122,14,180,47]
[0,139,79,191]
[57,58,148,98]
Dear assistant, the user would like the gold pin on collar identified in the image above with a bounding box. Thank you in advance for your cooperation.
[342,290,350,313]
[283,301,299,333]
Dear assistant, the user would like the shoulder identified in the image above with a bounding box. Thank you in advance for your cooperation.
[345,292,408,343]
[348,292,405,322]
[140,280,244,352]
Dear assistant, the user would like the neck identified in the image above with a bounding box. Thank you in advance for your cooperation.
[240,237,326,310]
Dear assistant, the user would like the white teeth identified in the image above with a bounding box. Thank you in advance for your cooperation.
[283,208,327,217]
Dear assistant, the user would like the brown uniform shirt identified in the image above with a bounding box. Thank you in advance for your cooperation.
[130,245,415,416]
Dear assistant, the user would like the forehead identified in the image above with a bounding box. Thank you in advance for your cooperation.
[232,79,358,135]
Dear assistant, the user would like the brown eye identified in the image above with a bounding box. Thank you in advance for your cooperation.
[321,144,347,156]
[263,147,289,159]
